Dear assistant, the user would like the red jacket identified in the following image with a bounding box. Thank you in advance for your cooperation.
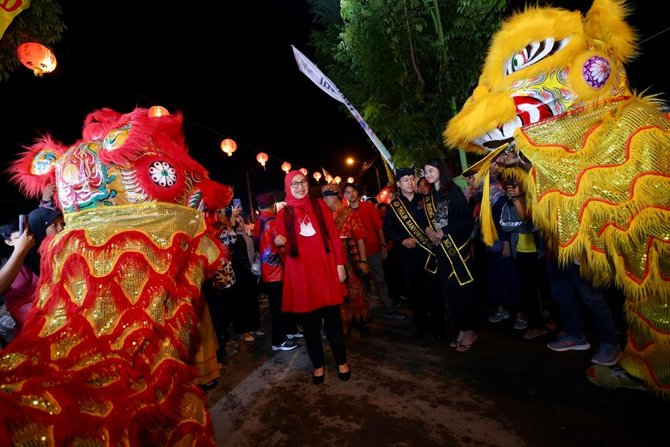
[254,210,283,283]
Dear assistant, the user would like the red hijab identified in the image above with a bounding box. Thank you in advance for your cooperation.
[282,170,331,256]
[284,170,310,211]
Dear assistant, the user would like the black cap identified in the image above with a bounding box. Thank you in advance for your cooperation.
[395,167,414,180]
[256,192,276,208]
[27,207,62,246]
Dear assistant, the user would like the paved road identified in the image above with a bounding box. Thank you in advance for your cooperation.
[206,300,665,447]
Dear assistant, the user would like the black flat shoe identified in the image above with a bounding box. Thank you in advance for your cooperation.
[199,380,218,391]
[337,365,351,382]
[312,369,325,385]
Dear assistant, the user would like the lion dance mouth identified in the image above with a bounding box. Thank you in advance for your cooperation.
[473,91,567,151]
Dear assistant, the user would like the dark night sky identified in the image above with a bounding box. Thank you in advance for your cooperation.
[1,0,373,213]
[0,0,667,215]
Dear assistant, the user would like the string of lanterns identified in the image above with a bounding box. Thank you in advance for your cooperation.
[13,40,369,193]
[146,104,361,185]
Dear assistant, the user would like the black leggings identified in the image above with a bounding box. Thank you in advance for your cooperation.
[298,305,347,370]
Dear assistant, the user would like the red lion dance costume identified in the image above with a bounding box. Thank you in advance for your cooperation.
[0,107,232,445]
[445,0,669,397]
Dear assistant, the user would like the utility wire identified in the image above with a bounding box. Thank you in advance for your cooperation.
[639,26,670,44]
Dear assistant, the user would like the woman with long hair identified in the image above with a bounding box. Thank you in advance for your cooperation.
[274,170,350,384]
[421,158,479,352]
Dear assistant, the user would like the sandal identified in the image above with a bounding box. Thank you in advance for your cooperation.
[241,333,255,342]
[449,337,464,349]
[455,336,478,353]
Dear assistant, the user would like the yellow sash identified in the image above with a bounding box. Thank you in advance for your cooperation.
[390,196,437,274]
[423,194,474,286]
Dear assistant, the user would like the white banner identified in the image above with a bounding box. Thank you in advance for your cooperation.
[292,45,395,171]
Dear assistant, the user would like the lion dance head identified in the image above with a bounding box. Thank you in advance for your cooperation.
[0,107,231,445]
[445,0,670,396]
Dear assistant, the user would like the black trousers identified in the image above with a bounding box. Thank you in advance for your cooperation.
[298,305,347,370]
[203,280,230,362]
[401,250,444,336]
[264,281,298,346]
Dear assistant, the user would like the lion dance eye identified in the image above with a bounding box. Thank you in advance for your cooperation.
[148,161,177,187]
[504,36,572,76]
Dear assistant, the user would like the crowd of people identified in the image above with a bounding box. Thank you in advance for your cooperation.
[0,158,629,390]
[208,157,625,387]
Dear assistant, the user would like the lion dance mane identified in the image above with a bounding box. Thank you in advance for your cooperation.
[445,0,670,396]
[0,107,232,445]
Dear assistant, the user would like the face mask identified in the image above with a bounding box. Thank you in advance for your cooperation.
[299,216,316,237]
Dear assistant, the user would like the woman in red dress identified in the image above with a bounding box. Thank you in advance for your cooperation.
[274,171,350,384]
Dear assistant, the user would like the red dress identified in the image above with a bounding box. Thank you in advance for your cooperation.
[331,205,370,330]
[276,199,345,313]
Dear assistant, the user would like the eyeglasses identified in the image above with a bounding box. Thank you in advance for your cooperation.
[290,180,308,188]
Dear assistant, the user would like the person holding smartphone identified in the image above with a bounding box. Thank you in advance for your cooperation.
[0,216,37,338]
[0,205,65,338]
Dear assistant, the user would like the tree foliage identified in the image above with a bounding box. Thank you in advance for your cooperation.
[308,0,508,172]
[0,0,65,82]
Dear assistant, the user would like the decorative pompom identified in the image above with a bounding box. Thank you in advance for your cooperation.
[8,135,66,199]
[81,107,124,142]
[199,179,233,211]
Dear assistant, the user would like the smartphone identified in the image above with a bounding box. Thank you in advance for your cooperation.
[18,214,27,233]
[232,198,242,209]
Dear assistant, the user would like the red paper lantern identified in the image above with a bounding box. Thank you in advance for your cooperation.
[256,152,269,168]
[220,138,237,157]
[148,106,170,117]
[281,162,292,173]
[313,172,322,182]
[17,42,57,76]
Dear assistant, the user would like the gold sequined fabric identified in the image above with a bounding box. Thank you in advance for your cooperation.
[0,203,221,446]
[519,96,670,393]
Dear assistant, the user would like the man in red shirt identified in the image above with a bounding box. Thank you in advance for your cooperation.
[342,184,405,320]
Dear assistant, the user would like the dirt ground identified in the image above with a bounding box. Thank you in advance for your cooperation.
[205,297,666,447]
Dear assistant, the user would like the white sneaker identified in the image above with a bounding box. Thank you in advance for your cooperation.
[287,331,304,339]
[488,310,510,323]
[272,340,299,351]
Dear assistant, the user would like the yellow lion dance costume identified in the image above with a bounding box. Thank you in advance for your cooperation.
[445,0,670,397]
[0,107,231,445]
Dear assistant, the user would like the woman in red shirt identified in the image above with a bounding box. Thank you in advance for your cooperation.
[274,171,350,384]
